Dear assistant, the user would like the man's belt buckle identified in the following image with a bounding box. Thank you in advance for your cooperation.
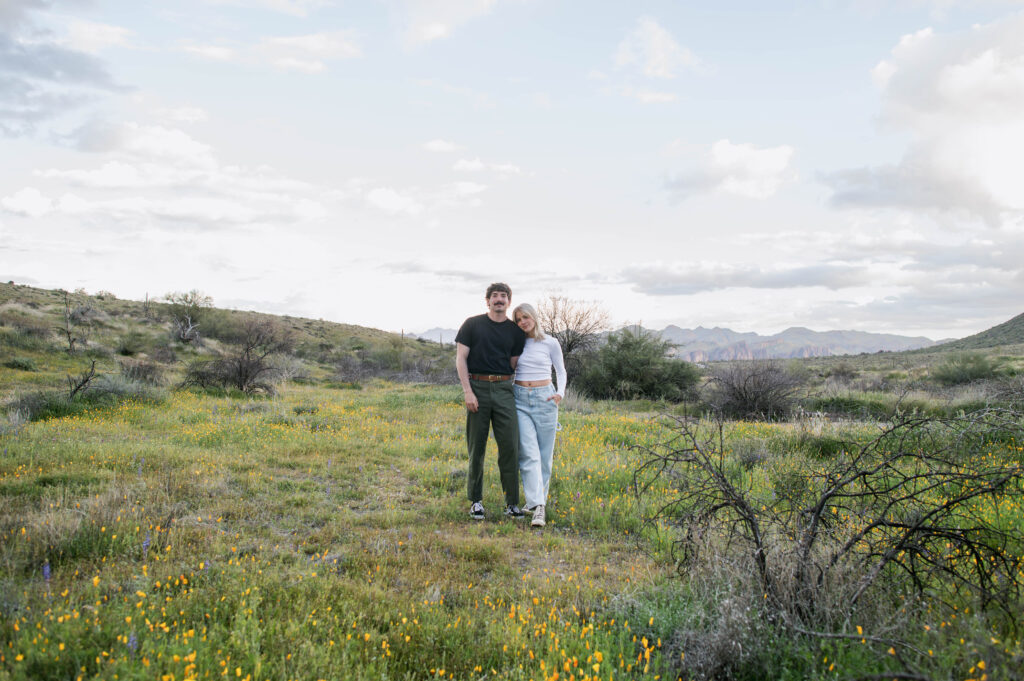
[471,374,511,382]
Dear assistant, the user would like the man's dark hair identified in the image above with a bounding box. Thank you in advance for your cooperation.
[485,282,512,299]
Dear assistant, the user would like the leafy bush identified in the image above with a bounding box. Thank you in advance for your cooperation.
[576,328,700,401]
[931,352,1002,386]
[0,312,51,338]
[116,331,148,356]
[5,391,81,422]
[3,357,38,371]
[825,361,857,381]
[705,360,802,419]
[0,327,51,352]
[118,358,164,385]
[88,375,166,403]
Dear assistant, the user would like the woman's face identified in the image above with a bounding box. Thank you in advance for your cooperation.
[516,312,535,335]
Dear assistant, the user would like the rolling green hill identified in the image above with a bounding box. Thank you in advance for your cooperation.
[925,310,1024,352]
[0,282,452,398]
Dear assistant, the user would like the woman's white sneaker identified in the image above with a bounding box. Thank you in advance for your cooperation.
[531,505,545,527]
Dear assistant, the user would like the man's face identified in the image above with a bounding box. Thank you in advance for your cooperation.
[486,291,510,314]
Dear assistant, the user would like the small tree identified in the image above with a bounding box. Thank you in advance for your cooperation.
[577,327,699,401]
[182,317,295,394]
[536,294,611,383]
[163,290,212,344]
[705,360,802,420]
[55,290,78,353]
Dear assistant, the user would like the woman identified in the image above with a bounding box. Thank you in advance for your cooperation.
[512,303,567,528]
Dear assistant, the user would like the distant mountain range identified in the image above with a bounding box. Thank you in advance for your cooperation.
[415,327,459,344]
[413,325,943,360]
[656,325,939,361]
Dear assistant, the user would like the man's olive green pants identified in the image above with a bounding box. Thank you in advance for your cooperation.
[466,378,520,506]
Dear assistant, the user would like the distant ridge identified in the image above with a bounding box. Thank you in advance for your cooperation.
[650,325,937,361]
[922,311,1024,352]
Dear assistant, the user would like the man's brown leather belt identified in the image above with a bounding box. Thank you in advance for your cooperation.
[469,374,513,381]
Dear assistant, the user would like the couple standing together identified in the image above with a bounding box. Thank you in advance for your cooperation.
[455,282,566,528]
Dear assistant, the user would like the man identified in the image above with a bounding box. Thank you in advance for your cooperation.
[455,282,527,520]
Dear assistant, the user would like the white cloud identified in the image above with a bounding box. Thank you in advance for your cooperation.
[453,158,521,175]
[1,187,53,217]
[454,158,485,172]
[619,86,677,103]
[203,0,331,17]
[64,121,217,166]
[159,107,208,124]
[618,260,871,295]
[363,180,489,216]
[183,31,360,72]
[182,44,237,61]
[453,181,487,195]
[668,139,795,200]
[257,31,361,72]
[396,0,499,46]
[18,121,330,231]
[59,20,133,54]
[366,187,424,216]
[615,16,699,79]
[423,138,462,152]
[827,14,1024,222]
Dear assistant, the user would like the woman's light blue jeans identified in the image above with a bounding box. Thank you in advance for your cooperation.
[514,383,560,509]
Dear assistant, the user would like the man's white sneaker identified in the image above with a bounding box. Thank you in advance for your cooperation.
[531,505,546,527]
[469,501,485,520]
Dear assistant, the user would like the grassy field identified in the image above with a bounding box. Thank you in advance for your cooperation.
[2,380,1023,680]
[2,284,1023,679]
[0,381,688,680]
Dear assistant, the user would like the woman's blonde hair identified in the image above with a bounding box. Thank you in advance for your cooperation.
[512,303,545,340]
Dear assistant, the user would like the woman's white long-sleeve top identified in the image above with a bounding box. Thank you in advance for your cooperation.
[514,336,567,396]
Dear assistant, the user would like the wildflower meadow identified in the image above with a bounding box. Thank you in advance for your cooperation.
[2,380,1022,680]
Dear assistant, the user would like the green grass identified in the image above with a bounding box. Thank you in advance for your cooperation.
[2,281,1023,679]
[0,383,687,680]
[2,383,1021,680]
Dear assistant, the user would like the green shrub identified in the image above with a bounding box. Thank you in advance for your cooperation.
[118,358,164,385]
[116,330,148,356]
[200,309,247,343]
[802,394,891,418]
[826,361,858,381]
[5,391,82,422]
[576,328,700,402]
[931,352,1001,386]
[0,327,53,352]
[3,356,38,371]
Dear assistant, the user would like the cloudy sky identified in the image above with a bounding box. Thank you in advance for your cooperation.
[2,0,1023,339]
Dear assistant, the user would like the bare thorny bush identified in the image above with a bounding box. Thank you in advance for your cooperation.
[633,409,1024,678]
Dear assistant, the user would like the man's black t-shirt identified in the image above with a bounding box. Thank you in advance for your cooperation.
[455,314,526,375]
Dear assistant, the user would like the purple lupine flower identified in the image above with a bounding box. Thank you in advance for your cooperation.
[43,561,51,583]
[141,532,151,553]
[127,632,138,656]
